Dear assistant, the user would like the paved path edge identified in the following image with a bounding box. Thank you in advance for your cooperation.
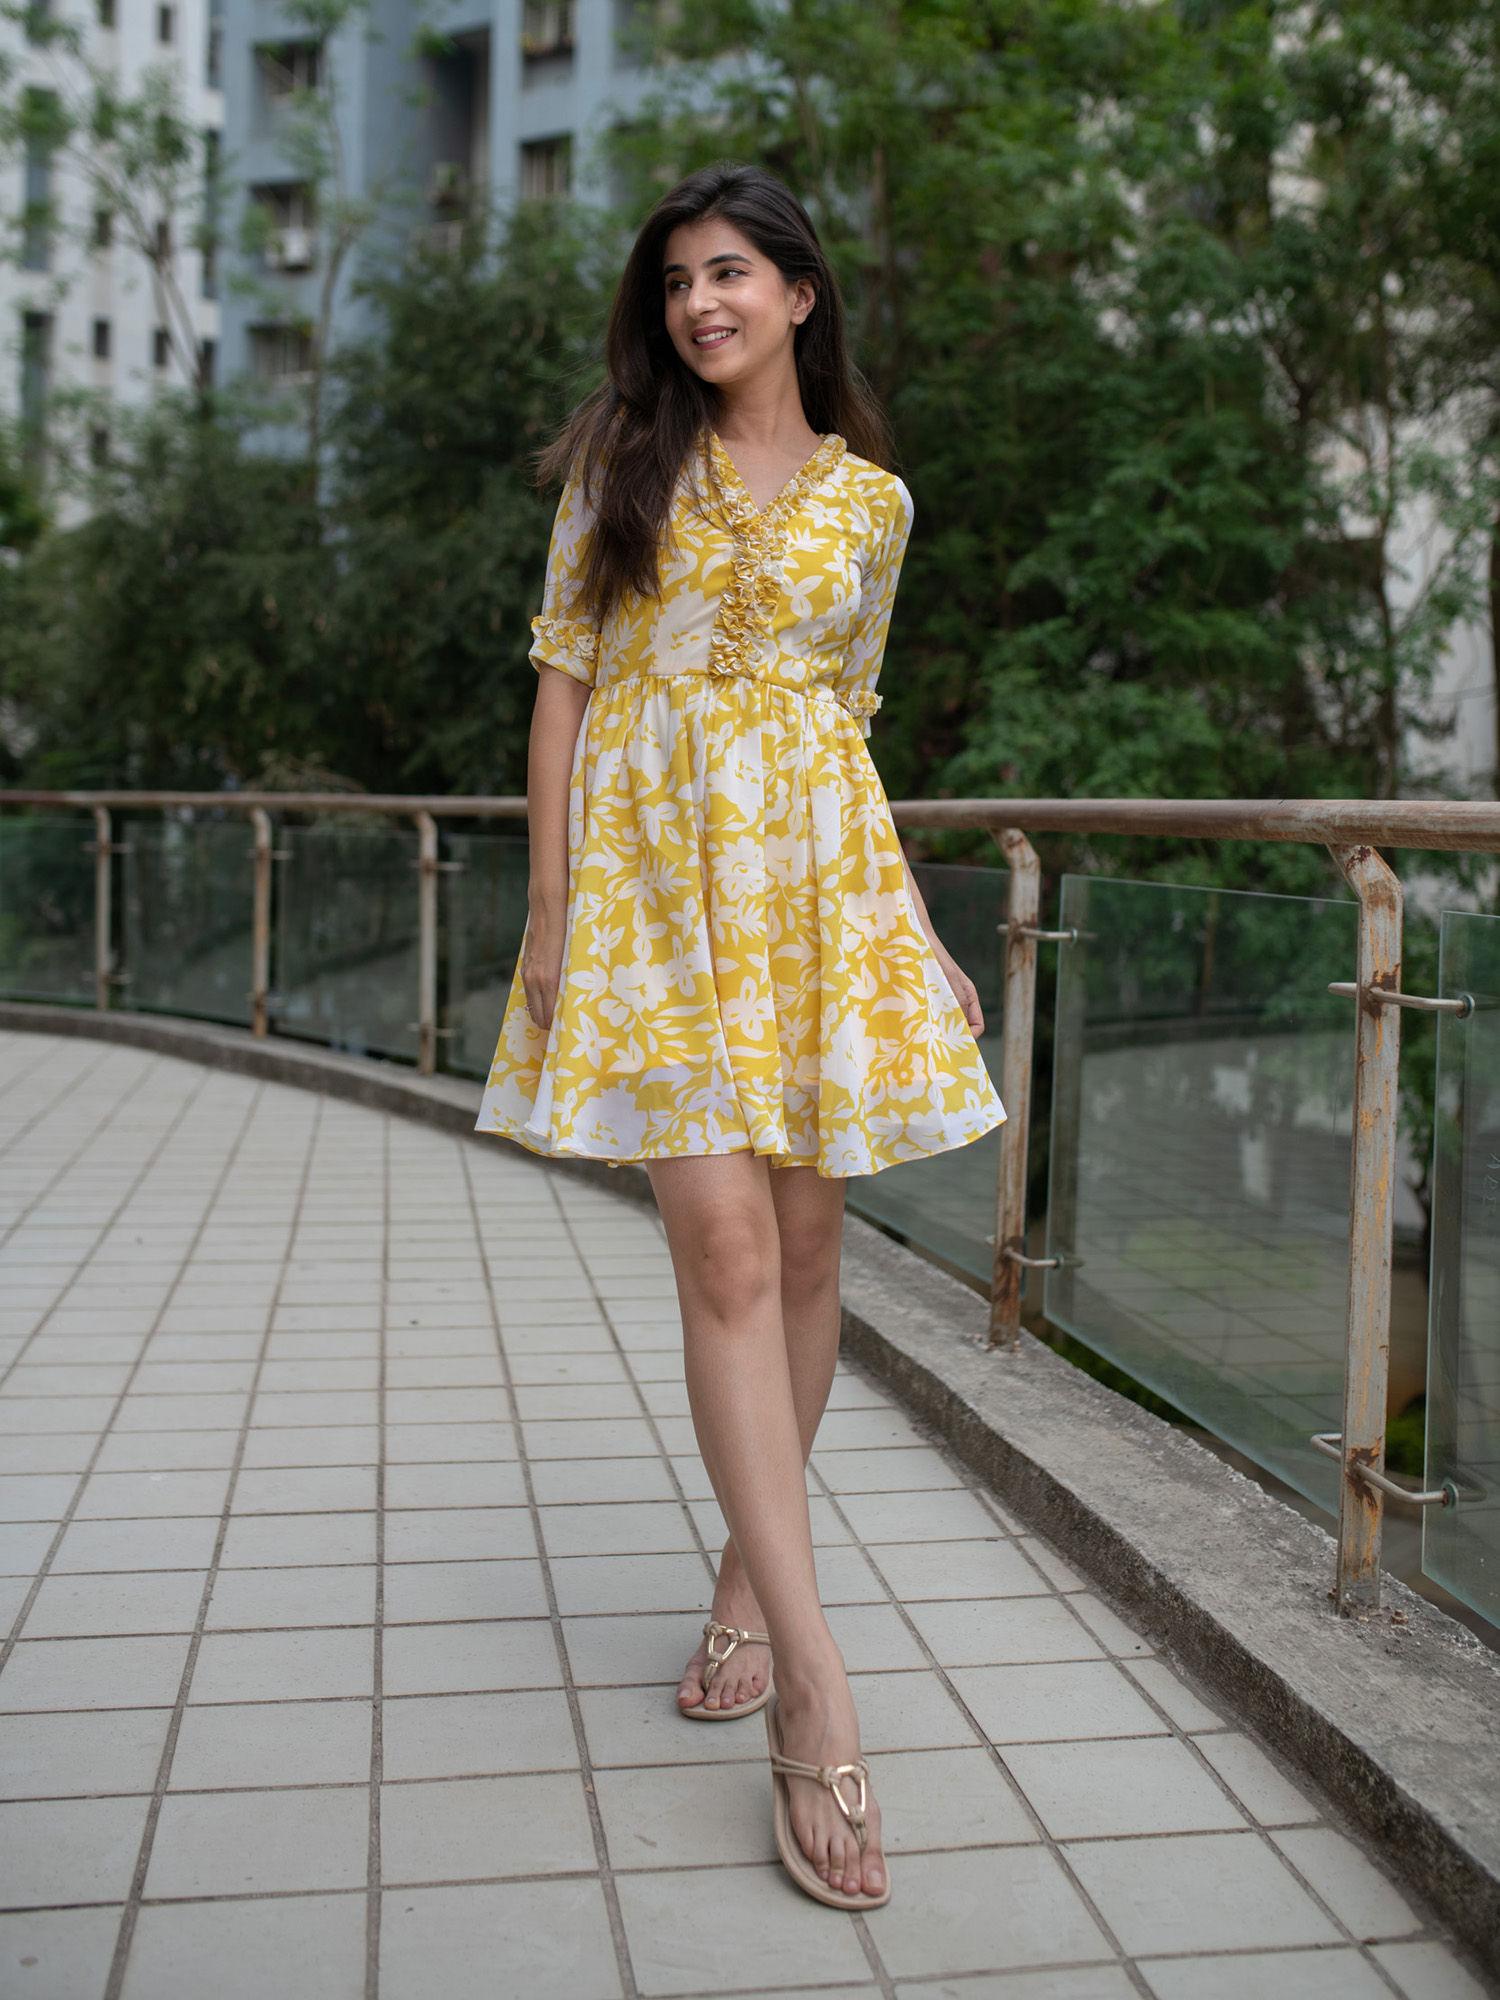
[5,998,1499,1981]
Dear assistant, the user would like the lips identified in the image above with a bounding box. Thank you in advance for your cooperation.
[693,328,736,347]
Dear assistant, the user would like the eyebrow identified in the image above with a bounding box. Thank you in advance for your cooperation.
[662,251,752,276]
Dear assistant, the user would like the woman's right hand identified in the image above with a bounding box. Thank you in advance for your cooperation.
[521,909,567,1032]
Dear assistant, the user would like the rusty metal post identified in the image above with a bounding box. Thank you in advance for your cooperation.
[989,830,1041,1347]
[1326,842,1403,1615]
[91,805,112,1010]
[414,810,439,1076]
[249,809,272,1037]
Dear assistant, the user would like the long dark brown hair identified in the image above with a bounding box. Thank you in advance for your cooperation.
[535,160,894,627]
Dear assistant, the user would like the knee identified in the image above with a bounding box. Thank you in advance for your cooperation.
[679,1215,779,1326]
[778,1225,842,1299]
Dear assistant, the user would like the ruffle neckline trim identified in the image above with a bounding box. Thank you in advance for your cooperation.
[702,429,848,683]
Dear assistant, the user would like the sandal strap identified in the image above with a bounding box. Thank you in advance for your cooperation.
[701,1619,771,1690]
[767,1751,872,1848]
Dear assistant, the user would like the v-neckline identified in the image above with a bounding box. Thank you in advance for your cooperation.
[707,428,846,524]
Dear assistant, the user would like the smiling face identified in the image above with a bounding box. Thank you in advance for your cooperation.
[662,216,815,392]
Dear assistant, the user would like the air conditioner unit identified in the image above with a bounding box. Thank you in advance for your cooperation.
[268,224,313,271]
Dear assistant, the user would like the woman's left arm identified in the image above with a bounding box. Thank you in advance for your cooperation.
[899,848,986,1037]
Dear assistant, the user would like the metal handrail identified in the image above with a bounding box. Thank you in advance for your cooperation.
[4,787,1498,1618]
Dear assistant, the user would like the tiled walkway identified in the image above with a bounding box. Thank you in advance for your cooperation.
[0,1031,1492,2000]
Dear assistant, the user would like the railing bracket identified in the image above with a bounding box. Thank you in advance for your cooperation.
[1327,980,1473,1017]
[1310,1433,1456,1508]
[1002,1247,1061,1269]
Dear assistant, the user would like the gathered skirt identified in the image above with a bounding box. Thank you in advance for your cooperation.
[474,671,1007,1178]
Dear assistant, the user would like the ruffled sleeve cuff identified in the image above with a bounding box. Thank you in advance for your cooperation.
[530,613,599,687]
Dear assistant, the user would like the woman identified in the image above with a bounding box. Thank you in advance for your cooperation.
[476,161,1006,1911]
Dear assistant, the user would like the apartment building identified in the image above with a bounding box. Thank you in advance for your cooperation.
[1,0,224,503]
[217,0,659,395]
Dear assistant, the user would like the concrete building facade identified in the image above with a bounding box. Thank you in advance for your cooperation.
[1,0,224,507]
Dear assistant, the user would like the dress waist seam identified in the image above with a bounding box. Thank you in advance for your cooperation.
[592,670,880,723]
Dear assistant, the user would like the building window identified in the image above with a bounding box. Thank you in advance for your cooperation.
[200,337,216,386]
[252,183,317,270]
[255,39,321,116]
[93,318,111,359]
[94,206,113,249]
[206,0,223,86]
[249,323,314,383]
[520,134,572,200]
[97,0,115,25]
[157,3,174,43]
[90,424,110,466]
[153,326,171,369]
[22,89,57,273]
[20,311,52,464]
[154,217,173,262]
[202,131,220,298]
[522,1,575,59]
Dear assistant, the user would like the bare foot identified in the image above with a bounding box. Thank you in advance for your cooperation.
[677,1538,772,1714]
[775,1653,886,1900]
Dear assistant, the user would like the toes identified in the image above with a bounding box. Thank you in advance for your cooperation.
[862,1846,885,1895]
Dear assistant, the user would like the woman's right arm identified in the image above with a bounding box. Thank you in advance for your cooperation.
[522,666,590,1032]
[520,461,603,1032]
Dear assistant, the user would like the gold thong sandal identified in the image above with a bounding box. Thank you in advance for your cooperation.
[683,1618,773,1721]
[764,1689,891,1910]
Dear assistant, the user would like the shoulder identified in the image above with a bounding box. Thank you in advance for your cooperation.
[838,449,914,538]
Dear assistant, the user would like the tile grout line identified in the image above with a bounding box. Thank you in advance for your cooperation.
[0,1066,239,1670]
[0,1052,184,1396]
[363,1111,392,2000]
[458,1133,640,2000]
[100,1084,318,2000]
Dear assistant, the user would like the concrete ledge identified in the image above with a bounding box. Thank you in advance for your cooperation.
[6,1001,1499,1977]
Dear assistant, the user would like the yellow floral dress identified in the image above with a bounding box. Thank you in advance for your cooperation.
[474,426,1007,1177]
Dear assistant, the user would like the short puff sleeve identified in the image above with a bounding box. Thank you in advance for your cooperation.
[837,476,914,738]
[530,463,602,687]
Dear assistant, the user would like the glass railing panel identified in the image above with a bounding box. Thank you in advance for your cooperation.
[1424,909,1500,1624]
[273,822,421,1061]
[0,813,97,1004]
[1043,875,1362,1512]
[443,830,532,1081]
[122,817,255,1026]
[847,860,1008,1286]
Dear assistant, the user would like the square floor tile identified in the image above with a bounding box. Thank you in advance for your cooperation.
[0,1800,153,1904]
[615,1862,871,1995]
[122,1891,367,2000]
[838,1489,1003,1544]
[21,1568,207,1638]
[219,1513,376,1568]
[825,1601,929,1672]
[562,1612,691,1690]
[382,1688,578,1779]
[0,1705,170,1800]
[871,1539,1049,1603]
[1140,1946,1394,2000]
[187,1627,374,1705]
[595,1757,774,1869]
[813,1446,965,1493]
[378,1876,622,2000]
[1062,1830,1341,1955]
[0,1907,121,2000]
[384,1507,536,1565]
[1371,1941,1495,1999]
[205,1563,378,1631]
[1003,1735,1246,1838]
[906,1596,1103,1669]
[382,1558,547,1625]
[381,1618,561,1697]
[382,1462,526,1509]
[1,1633,191,1711]
[145,1786,369,1898]
[548,1553,711,1619]
[578,1685,766,1769]
[948,1661,1168,1745]
[865,1844,1109,1978]
[538,1502,697,1560]
[1272,1826,1422,1940]
[868,1746,1036,1852]
[1123,1658,1227,1733]
[530,1457,678,1505]
[1191,1731,1320,1825]
[169,1698,372,1790]
[380,1769,595,1882]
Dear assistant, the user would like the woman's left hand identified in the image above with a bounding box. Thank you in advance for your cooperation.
[932,942,985,1037]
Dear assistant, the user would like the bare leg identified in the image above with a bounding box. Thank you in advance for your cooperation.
[678,1162,846,1712]
[647,1153,884,1899]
